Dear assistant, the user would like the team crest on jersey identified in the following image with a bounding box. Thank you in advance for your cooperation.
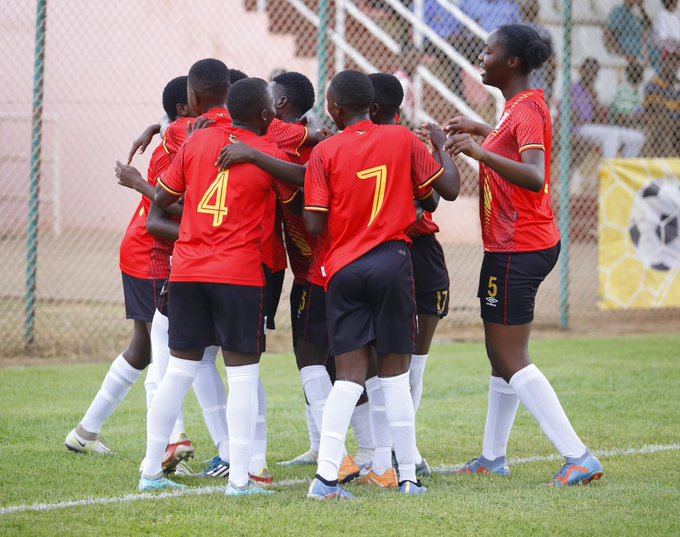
[355,130,367,136]
[229,134,239,144]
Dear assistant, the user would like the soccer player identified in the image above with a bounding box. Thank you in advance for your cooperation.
[350,73,459,489]
[140,69,298,495]
[304,70,460,500]
[444,25,604,486]
[64,76,192,456]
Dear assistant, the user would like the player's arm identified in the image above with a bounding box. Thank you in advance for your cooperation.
[115,160,183,217]
[127,123,161,164]
[417,123,460,203]
[155,147,186,208]
[216,143,306,186]
[146,200,180,242]
[301,109,334,145]
[447,133,544,192]
[443,116,493,138]
[302,149,329,237]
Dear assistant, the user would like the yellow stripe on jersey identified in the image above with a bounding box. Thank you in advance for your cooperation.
[157,177,184,197]
[415,188,434,202]
[162,137,171,155]
[294,128,309,157]
[418,167,444,189]
[519,143,545,153]
[280,189,300,205]
[304,205,330,212]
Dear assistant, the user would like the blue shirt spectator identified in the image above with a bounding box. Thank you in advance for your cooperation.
[605,0,652,62]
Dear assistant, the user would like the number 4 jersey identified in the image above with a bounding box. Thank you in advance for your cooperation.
[158,125,298,287]
[304,120,443,287]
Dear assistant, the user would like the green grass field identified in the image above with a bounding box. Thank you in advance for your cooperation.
[1,334,679,536]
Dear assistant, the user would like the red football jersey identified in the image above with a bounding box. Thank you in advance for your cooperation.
[162,117,191,157]
[304,120,443,287]
[267,118,308,160]
[119,142,171,279]
[480,90,560,252]
[158,125,297,286]
[406,211,439,238]
[307,229,329,287]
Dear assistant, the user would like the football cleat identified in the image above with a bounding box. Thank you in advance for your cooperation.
[416,458,431,478]
[338,455,361,484]
[65,429,112,455]
[455,455,510,476]
[162,435,195,475]
[277,449,318,467]
[550,451,604,487]
[200,456,230,478]
[249,467,273,484]
[356,467,398,489]
[138,475,187,492]
[399,479,428,496]
[174,460,195,476]
[354,448,373,472]
[306,477,355,500]
[225,481,275,496]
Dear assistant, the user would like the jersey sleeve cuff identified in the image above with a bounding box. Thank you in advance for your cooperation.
[415,188,435,202]
[294,127,309,157]
[279,188,300,205]
[157,177,184,197]
[519,143,545,153]
[418,167,444,189]
[304,205,330,213]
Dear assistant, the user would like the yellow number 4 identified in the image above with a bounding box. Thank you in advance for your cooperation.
[356,165,387,227]
[197,170,229,227]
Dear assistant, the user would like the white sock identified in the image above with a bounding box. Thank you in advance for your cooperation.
[192,346,228,461]
[350,400,374,451]
[316,380,364,482]
[144,360,159,409]
[509,364,587,459]
[226,363,260,488]
[142,356,200,478]
[169,406,186,443]
[80,354,143,434]
[409,354,428,413]
[248,379,268,476]
[482,376,519,461]
[365,376,393,475]
[306,404,320,453]
[150,310,170,378]
[300,365,332,445]
[380,372,418,483]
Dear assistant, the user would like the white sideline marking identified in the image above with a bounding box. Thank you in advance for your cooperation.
[2,443,678,515]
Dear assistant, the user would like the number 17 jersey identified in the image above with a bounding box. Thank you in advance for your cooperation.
[304,120,443,287]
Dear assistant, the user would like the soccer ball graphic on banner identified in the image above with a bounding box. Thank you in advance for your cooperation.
[628,178,680,271]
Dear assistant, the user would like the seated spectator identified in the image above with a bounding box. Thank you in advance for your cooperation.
[571,57,646,158]
[605,0,652,63]
[643,49,680,155]
[650,0,680,70]
[610,60,646,128]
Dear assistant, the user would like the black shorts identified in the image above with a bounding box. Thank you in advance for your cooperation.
[326,241,416,356]
[121,273,164,322]
[289,282,305,347]
[295,282,329,349]
[263,265,285,330]
[157,278,170,317]
[478,242,560,325]
[410,234,450,318]
[167,281,266,353]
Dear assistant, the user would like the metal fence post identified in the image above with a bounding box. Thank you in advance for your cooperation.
[24,0,47,346]
[558,0,572,329]
[316,0,329,117]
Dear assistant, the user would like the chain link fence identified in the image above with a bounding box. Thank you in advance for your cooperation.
[1,0,678,358]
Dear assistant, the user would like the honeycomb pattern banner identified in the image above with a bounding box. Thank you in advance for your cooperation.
[599,159,680,310]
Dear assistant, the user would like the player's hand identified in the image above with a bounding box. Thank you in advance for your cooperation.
[443,116,479,136]
[416,122,446,150]
[186,117,215,138]
[414,199,425,221]
[127,124,159,164]
[216,142,255,170]
[444,133,487,161]
[115,160,144,191]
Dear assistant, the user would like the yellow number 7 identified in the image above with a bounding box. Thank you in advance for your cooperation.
[197,170,229,227]
[356,165,387,227]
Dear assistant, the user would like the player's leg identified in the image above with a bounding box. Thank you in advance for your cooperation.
[66,275,158,454]
[350,390,374,472]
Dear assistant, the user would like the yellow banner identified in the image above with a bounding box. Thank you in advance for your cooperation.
[599,159,680,310]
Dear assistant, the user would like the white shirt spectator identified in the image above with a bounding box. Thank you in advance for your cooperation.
[653,1,680,49]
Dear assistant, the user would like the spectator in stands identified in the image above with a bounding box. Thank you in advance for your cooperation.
[610,60,646,128]
[571,57,646,158]
[643,48,680,155]
[605,0,652,63]
[650,0,680,70]
[519,0,556,104]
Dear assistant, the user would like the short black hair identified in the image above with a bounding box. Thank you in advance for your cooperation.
[188,58,230,99]
[625,60,644,85]
[162,76,188,121]
[368,73,404,116]
[328,70,374,110]
[229,69,249,84]
[272,71,315,115]
[227,78,271,123]
[496,24,552,74]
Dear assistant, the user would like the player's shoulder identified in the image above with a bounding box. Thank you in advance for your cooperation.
[513,91,550,120]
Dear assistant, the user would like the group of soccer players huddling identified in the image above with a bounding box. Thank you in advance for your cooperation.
[65,22,604,499]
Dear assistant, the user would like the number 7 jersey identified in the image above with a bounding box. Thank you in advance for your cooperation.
[304,120,443,287]
[158,125,298,286]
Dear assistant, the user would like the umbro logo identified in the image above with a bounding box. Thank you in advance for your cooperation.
[355,130,367,136]
[229,134,239,143]
[398,249,407,256]
[485,297,498,307]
